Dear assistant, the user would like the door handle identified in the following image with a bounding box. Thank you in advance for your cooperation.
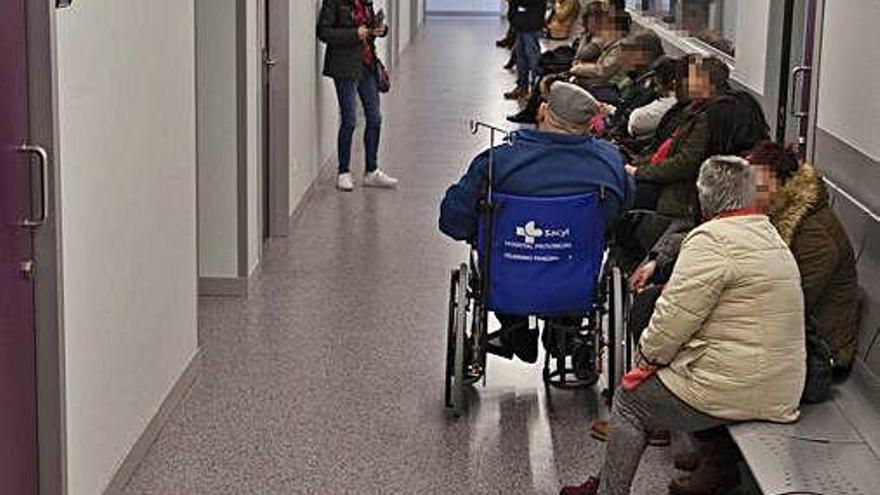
[262,51,277,68]
[17,143,50,228]
[790,66,812,118]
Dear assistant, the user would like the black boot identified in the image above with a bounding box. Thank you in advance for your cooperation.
[503,52,517,71]
[507,92,541,124]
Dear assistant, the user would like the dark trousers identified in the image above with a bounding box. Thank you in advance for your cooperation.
[515,31,542,89]
[333,64,382,174]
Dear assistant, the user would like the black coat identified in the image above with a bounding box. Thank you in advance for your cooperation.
[510,0,547,32]
[317,0,386,79]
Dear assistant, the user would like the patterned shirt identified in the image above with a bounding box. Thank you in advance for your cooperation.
[353,0,374,65]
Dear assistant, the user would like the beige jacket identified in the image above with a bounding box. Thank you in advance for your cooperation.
[639,215,806,423]
[569,38,623,83]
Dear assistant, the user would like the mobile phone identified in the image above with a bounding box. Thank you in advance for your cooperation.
[375,9,386,27]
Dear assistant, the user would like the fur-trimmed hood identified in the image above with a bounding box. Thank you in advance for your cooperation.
[768,163,829,245]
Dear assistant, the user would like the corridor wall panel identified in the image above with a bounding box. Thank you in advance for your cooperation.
[196,0,239,279]
[246,0,262,275]
[55,1,199,494]
[399,0,412,53]
[816,0,880,162]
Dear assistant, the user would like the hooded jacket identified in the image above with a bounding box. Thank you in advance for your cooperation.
[768,164,860,369]
[640,215,806,423]
[439,129,635,242]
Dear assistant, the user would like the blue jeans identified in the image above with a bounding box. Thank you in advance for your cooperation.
[333,64,382,174]
[515,31,542,89]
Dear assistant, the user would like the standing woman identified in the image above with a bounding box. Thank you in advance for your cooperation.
[318,0,399,191]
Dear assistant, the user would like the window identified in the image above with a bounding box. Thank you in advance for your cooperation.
[627,0,737,58]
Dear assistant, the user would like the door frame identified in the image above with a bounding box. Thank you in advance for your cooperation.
[265,0,290,238]
[805,0,826,163]
[25,0,67,494]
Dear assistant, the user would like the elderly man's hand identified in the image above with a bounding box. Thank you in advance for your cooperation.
[629,260,657,292]
[625,164,638,176]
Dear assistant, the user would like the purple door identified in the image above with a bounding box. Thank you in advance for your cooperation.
[0,0,39,493]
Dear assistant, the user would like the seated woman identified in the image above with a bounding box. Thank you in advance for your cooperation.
[594,54,677,145]
[560,156,807,495]
[624,57,678,139]
[619,54,768,268]
[751,141,859,391]
[538,2,609,76]
[568,9,631,88]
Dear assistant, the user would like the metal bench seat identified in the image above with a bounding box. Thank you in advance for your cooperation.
[729,360,880,495]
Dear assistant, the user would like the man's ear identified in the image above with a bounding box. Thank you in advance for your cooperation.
[537,102,548,124]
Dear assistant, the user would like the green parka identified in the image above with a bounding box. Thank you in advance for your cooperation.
[768,164,860,369]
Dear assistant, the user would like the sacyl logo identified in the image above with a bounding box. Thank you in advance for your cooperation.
[516,221,544,244]
[516,221,570,244]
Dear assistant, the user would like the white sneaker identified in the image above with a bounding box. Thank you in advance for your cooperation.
[336,173,354,191]
[363,170,399,189]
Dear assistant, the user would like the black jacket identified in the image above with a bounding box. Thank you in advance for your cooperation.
[510,0,546,32]
[317,0,387,79]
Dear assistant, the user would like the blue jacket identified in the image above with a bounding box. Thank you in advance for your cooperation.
[440,129,635,241]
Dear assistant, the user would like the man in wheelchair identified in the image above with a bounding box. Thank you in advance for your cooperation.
[439,82,635,364]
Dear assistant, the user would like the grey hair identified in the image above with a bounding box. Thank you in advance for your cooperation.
[697,155,756,218]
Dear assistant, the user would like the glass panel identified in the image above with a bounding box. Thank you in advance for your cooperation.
[628,0,737,58]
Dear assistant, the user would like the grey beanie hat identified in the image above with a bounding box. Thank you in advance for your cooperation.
[546,82,601,128]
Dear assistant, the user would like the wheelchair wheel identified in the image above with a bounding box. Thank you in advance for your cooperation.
[603,265,627,401]
[444,263,470,416]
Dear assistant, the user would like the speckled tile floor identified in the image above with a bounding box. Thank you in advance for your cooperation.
[121,17,760,495]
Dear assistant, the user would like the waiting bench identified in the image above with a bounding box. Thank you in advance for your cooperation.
[728,179,880,494]
[729,360,880,495]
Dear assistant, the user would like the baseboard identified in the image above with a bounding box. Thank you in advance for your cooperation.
[198,276,247,297]
[102,347,203,495]
[290,156,336,226]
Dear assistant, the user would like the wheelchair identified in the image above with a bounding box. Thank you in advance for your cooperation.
[443,122,633,416]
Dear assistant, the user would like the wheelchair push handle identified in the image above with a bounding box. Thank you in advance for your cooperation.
[468,120,511,137]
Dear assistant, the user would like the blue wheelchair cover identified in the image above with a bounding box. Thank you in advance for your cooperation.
[477,192,606,316]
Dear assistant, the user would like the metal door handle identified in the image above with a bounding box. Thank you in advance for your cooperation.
[17,144,50,228]
[790,66,812,118]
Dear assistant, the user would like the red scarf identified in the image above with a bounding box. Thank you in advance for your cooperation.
[714,207,763,220]
[353,0,375,65]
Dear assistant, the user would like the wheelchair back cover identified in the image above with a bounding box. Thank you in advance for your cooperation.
[478,192,606,316]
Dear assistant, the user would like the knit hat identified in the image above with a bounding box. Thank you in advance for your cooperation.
[546,82,602,128]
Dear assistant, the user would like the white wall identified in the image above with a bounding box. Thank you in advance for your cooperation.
[731,0,770,95]
[55,2,199,494]
[247,0,262,274]
[426,0,500,13]
[399,0,413,53]
[816,0,880,161]
[196,0,262,283]
[196,0,239,278]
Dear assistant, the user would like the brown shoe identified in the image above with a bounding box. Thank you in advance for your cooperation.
[674,451,701,472]
[649,429,672,447]
[503,87,530,100]
[589,419,609,442]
